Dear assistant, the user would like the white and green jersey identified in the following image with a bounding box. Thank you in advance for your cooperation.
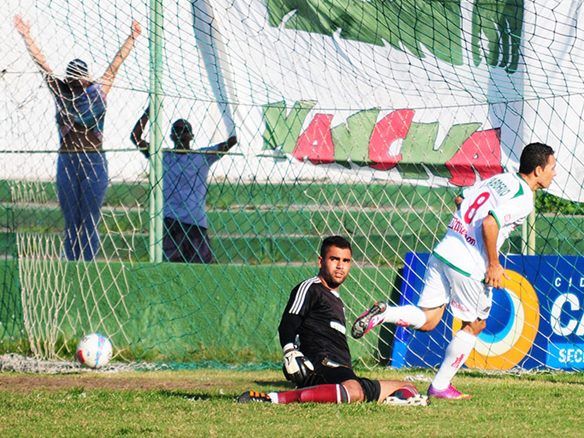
[433,173,533,280]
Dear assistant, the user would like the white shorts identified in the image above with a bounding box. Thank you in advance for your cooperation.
[417,255,492,322]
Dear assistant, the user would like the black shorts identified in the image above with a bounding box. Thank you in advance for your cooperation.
[299,357,380,402]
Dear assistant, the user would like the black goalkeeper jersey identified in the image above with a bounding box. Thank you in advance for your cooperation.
[278,276,351,367]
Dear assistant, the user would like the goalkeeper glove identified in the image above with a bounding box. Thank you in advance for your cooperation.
[283,343,314,386]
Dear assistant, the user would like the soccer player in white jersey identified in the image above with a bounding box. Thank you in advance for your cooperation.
[351,143,556,399]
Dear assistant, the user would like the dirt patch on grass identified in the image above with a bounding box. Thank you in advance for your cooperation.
[0,372,240,393]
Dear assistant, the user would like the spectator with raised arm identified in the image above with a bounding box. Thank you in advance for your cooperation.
[131,105,237,263]
[14,15,141,260]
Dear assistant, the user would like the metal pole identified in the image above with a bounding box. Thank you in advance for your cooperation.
[521,218,528,255]
[527,209,536,255]
[521,206,537,255]
[149,0,164,262]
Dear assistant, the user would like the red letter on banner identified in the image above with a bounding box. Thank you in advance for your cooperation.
[446,128,503,186]
[294,114,335,164]
[369,109,414,170]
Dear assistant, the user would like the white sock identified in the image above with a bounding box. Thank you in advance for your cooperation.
[431,330,477,390]
[381,305,427,329]
[267,392,278,404]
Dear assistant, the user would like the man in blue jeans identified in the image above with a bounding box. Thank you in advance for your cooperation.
[131,105,237,263]
[15,16,142,260]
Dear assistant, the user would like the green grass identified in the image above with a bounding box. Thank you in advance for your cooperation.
[1,369,583,436]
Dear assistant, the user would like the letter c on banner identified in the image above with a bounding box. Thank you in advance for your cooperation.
[452,269,540,370]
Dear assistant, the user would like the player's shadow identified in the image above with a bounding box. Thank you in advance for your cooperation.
[253,380,291,389]
[155,389,234,401]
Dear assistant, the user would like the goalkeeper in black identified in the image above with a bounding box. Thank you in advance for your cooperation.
[238,235,426,405]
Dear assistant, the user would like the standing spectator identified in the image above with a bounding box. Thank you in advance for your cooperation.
[14,15,142,260]
[131,105,237,263]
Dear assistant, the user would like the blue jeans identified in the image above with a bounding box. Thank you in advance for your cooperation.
[56,152,108,260]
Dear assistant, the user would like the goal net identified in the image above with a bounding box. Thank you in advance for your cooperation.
[1,0,583,371]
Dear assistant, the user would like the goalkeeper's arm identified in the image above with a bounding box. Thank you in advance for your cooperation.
[278,313,314,386]
[278,312,302,349]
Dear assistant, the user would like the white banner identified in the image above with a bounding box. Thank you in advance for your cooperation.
[1,0,583,201]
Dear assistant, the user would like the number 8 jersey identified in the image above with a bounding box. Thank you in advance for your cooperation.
[433,173,533,281]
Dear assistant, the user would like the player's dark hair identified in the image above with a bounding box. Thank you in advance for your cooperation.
[320,235,352,258]
[170,119,193,142]
[519,142,554,174]
[66,58,89,79]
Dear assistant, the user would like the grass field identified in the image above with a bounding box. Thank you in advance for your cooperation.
[1,368,583,437]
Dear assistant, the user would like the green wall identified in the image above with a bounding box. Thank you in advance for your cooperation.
[0,259,398,364]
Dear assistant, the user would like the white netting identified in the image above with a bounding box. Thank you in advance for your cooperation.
[11,180,133,361]
[1,0,583,373]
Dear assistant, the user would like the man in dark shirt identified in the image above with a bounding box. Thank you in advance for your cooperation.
[238,235,426,405]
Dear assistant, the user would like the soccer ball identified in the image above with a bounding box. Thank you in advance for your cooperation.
[76,333,113,369]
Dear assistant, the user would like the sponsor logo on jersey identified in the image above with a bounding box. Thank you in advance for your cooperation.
[447,217,477,246]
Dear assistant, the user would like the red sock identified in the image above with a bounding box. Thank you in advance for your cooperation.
[273,384,349,404]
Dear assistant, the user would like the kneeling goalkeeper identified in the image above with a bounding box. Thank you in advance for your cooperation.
[239,235,425,405]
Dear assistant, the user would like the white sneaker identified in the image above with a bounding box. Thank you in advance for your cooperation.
[384,394,429,406]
